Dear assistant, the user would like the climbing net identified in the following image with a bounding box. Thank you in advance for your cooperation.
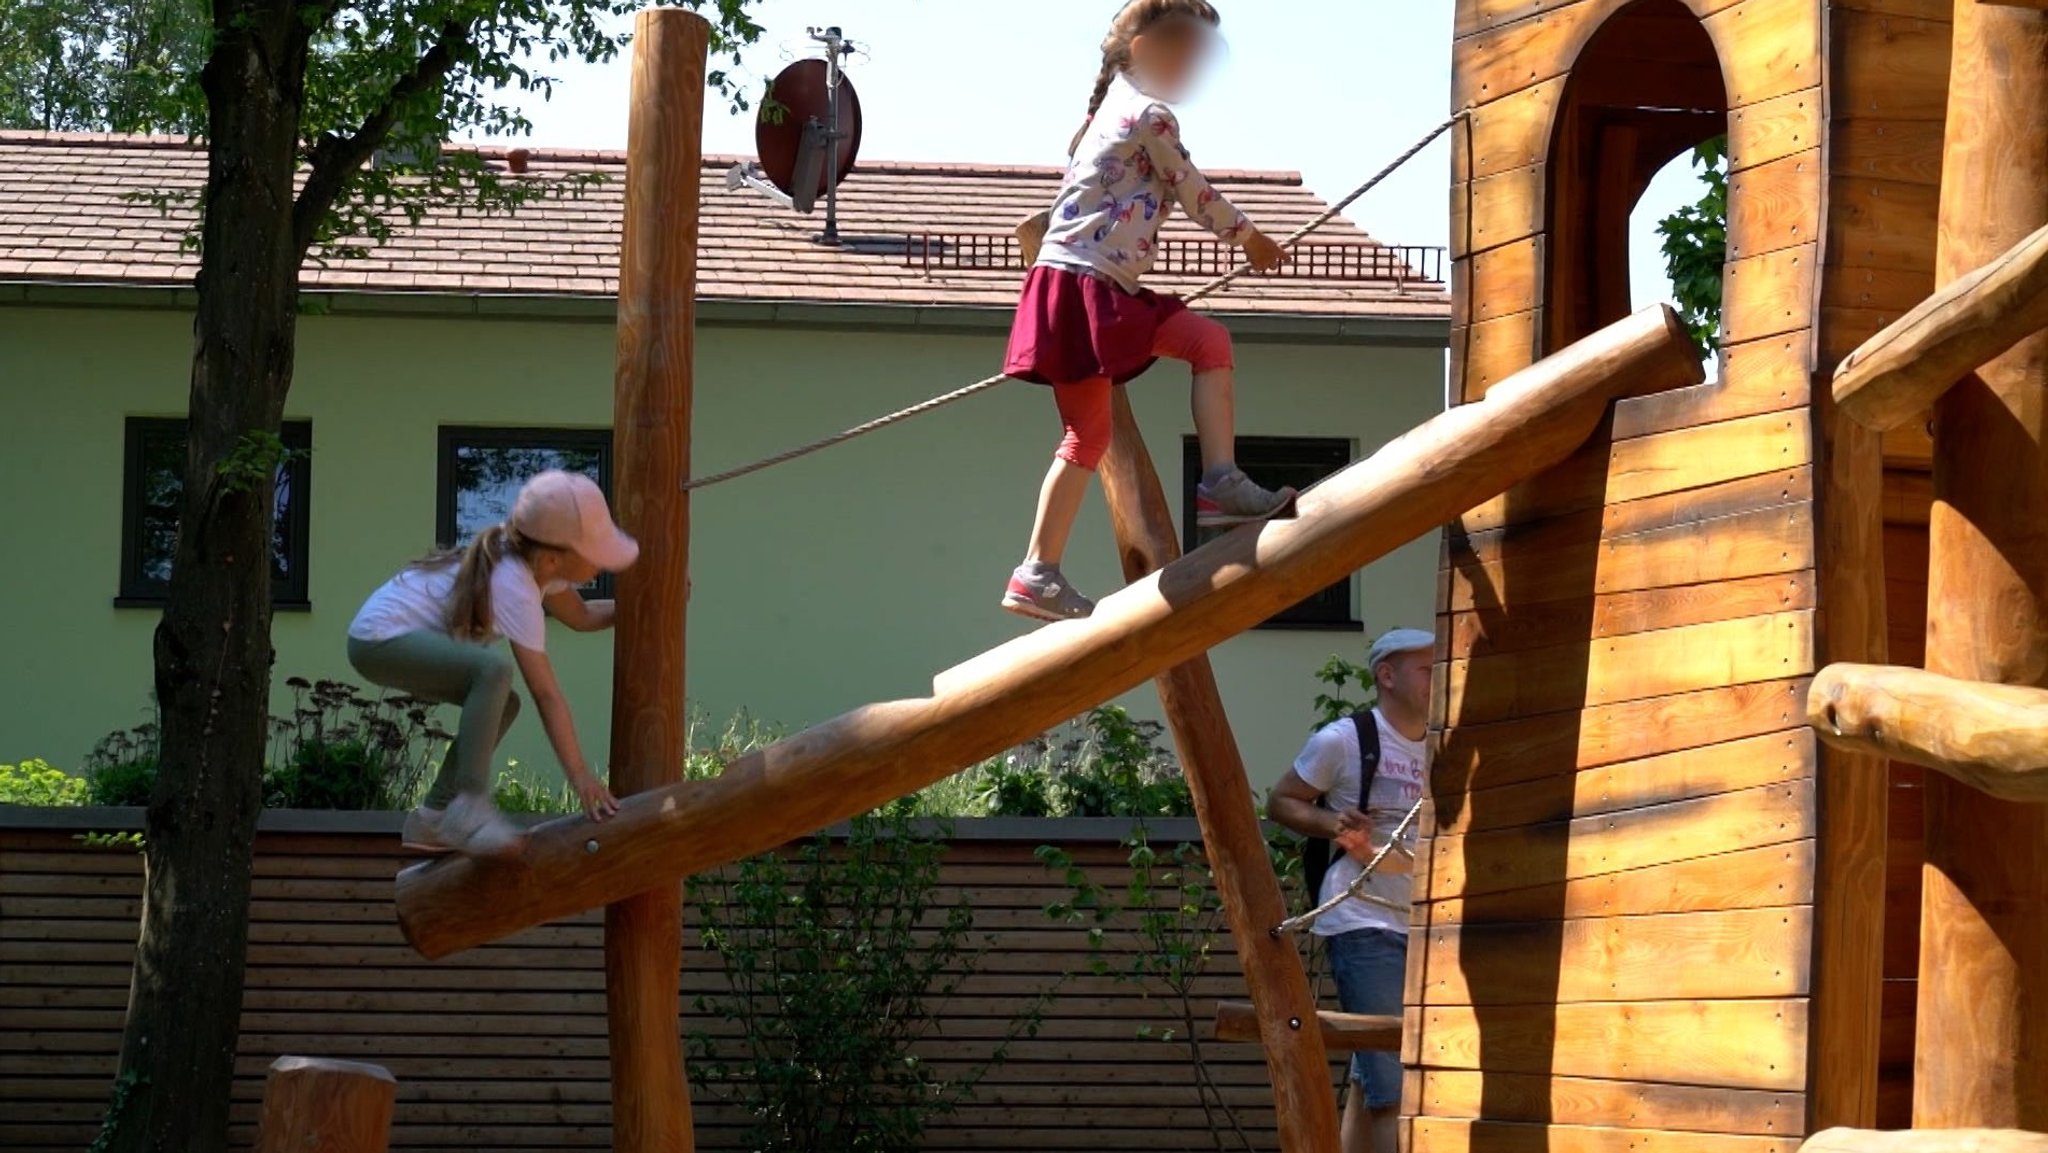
[1272,796,1426,937]
[681,111,1468,493]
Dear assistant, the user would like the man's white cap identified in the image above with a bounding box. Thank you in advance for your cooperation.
[511,470,640,573]
[1367,628,1435,672]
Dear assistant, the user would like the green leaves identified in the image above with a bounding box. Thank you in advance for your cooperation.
[0,0,206,134]
[1657,135,1729,359]
[687,805,1049,1152]
[1312,654,1377,729]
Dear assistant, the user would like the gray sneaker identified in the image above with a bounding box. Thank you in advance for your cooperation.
[405,794,527,859]
[1196,468,1298,529]
[1002,562,1095,622]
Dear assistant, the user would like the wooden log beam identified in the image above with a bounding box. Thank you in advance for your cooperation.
[603,11,706,1153]
[1832,220,2048,432]
[1917,0,2048,1129]
[253,1056,395,1153]
[1095,386,1337,1153]
[1802,1130,2048,1153]
[393,306,1704,960]
[1213,1002,1401,1053]
[1809,664,2048,801]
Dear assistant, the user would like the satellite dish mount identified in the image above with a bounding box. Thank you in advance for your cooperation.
[727,27,865,247]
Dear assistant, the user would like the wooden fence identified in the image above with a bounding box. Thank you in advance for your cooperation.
[0,810,1340,1152]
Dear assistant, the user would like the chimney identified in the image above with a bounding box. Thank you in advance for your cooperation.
[506,148,530,175]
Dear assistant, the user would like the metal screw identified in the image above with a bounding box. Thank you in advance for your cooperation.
[1288,1017,1302,1030]
[585,840,600,855]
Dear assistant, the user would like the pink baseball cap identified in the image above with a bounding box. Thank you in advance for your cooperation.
[511,470,640,572]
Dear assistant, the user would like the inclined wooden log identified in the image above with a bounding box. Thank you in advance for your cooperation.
[253,1057,396,1153]
[1212,1002,1402,1053]
[1802,1130,2048,1153]
[1096,385,1336,1153]
[393,305,1703,960]
[1809,664,2048,801]
[1833,220,2048,432]
[603,11,706,1153]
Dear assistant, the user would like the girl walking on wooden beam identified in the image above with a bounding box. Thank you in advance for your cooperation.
[347,470,636,856]
[1001,0,1296,623]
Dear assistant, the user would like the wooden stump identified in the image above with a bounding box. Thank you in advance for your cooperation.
[605,9,708,1153]
[253,1056,395,1153]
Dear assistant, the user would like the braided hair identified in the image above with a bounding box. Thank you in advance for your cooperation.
[1068,0,1222,156]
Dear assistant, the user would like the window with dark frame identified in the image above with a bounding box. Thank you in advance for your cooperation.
[1181,435,1359,631]
[119,418,313,608]
[437,427,616,598]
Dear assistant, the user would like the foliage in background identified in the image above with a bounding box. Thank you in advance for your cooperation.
[0,0,207,134]
[0,759,89,806]
[1040,824,1307,1153]
[1657,135,1729,356]
[1311,655,1379,729]
[263,679,450,810]
[689,800,1049,1152]
[972,706,1193,820]
[82,723,162,807]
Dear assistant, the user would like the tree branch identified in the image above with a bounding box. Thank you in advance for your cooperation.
[291,19,472,256]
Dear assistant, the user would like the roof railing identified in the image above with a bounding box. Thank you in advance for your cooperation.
[899,233,1447,289]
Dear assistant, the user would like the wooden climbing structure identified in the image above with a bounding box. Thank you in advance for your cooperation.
[389,3,2048,1151]
[1427,0,2045,1150]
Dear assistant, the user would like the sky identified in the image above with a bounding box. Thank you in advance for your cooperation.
[470,0,1703,321]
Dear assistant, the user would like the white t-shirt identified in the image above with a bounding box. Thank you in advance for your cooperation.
[347,555,567,651]
[1289,708,1429,937]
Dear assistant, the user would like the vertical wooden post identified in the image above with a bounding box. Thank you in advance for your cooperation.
[253,1056,395,1153]
[608,9,707,1153]
[1916,0,2048,1129]
[1096,386,1342,1153]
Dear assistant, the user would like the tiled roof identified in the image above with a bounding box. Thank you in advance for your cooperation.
[0,132,1448,320]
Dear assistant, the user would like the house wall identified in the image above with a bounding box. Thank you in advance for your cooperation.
[0,301,1445,790]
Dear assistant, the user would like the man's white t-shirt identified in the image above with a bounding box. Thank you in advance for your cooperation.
[1289,708,1428,937]
[347,556,566,651]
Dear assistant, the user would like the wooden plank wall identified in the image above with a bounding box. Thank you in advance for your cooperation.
[0,826,1316,1153]
[1423,2,1844,1150]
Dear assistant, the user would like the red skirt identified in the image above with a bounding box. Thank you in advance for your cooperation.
[1004,265,1187,386]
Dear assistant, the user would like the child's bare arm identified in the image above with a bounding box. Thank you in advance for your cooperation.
[510,643,619,820]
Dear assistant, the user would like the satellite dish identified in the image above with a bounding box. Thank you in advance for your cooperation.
[755,57,863,209]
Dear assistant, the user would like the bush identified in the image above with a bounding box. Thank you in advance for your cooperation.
[688,800,1049,1152]
[0,759,88,806]
[972,706,1191,820]
[1311,654,1378,729]
[1041,823,1311,1153]
[81,723,161,807]
[491,767,579,815]
[264,679,450,810]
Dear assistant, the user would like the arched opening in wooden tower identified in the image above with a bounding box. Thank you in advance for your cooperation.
[1544,0,1728,353]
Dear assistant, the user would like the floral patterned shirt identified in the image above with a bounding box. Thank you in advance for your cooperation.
[1039,72,1253,293]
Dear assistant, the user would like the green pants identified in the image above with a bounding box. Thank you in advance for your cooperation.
[347,632,521,809]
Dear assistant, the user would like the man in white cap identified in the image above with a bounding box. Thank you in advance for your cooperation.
[1268,627,1434,1153]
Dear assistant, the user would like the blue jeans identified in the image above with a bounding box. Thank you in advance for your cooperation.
[1326,927,1405,1108]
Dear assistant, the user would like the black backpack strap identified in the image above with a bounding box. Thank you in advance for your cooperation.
[1300,711,1383,903]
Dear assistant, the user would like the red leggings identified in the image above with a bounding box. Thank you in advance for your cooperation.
[1054,310,1235,470]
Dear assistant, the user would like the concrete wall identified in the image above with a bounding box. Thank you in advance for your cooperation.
[0,299,1444,790]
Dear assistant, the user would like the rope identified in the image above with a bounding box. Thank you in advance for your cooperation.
[1272,796,1425,937]
[681,111,1468,492]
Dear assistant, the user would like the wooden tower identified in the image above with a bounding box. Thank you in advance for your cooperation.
[1424,0,2047,1149]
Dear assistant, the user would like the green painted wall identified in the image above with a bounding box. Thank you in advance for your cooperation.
[0,301,1443,793]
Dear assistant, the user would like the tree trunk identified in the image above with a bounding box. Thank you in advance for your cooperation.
[100,5,308,1150]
